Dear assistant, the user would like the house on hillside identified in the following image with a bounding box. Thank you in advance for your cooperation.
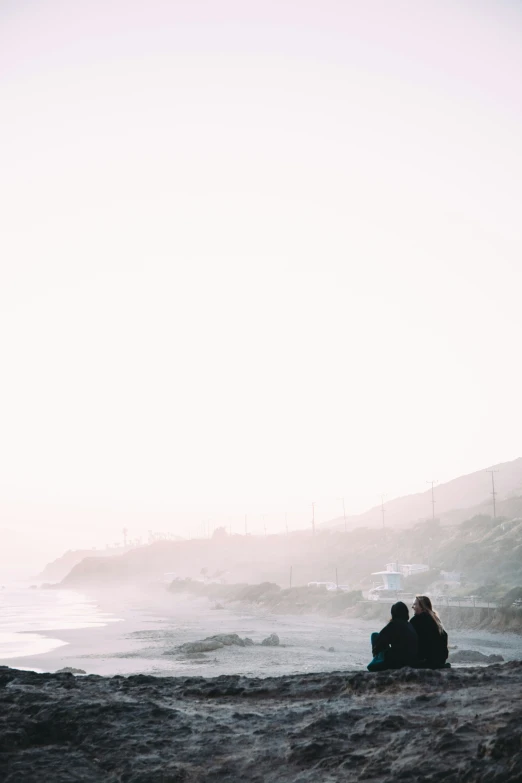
[399,563,430,578]
[370,568,402,592]
[369,561,430,600]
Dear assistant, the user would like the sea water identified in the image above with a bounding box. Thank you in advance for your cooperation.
[0,583,120,662]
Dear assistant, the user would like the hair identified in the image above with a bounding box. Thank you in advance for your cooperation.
[390,601,409,622]
[416,595,445,634]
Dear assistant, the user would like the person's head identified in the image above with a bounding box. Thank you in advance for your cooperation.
[412,595,433,615]
[390,601,409,622]
[412,594,444,633]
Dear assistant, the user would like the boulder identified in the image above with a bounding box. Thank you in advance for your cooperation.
[206,634,245,647]
[261,633,280,647]
[178,640,224,653]
[448,649,504,664]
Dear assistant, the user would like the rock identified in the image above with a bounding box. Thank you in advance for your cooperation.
[178,640,224,653]
[55,667,86,675]
[2,663,522,781]
[211,602,225,610]
[244,637,254,646]
[328,647,335,653]
[448,649,505,664]
[206,634,245,647]
[320,646,325,650]
[261,633,279,647]
[175,634,251,655]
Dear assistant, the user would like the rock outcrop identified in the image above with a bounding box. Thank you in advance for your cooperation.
[261,633,280,646]
[1,663,522,782]
[170,633,256,656]
[448,649,504,664]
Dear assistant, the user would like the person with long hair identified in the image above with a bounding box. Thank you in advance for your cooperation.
[367,601,418,672]
[410,595,449,668]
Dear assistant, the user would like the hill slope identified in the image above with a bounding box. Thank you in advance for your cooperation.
[322,457,522,531]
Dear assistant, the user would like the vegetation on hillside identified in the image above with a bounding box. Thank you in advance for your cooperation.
[58,508,522,602]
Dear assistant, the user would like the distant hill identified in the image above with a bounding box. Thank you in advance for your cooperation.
[321,457,522,531]
[55,459,522,596]
[37,546,138,583]
[58,510,522,600]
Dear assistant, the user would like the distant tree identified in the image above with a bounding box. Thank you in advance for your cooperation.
[212,526,228,540]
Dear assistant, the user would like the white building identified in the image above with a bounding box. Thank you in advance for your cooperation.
[384,562,429,578]
[399,563,430,578]
[371,569,403,591]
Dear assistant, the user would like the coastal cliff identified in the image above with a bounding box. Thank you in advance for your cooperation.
[1,663,522,782]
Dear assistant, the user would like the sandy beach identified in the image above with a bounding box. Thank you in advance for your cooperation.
[3,585,522,678]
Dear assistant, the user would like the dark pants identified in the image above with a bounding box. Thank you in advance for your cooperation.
[367,632,388,672]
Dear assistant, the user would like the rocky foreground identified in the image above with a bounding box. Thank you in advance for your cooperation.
[1,663,522,783]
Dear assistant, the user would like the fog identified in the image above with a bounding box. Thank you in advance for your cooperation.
[1,0,522,562]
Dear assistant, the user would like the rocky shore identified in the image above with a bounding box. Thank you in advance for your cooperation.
[2,662,522,782]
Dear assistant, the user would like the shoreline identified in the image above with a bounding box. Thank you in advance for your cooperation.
[2,585,522,678]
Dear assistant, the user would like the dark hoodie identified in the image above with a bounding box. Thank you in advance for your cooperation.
[410,611,449,668]
[372,618,419,668]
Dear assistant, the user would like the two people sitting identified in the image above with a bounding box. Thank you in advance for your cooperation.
[367,594,449,672]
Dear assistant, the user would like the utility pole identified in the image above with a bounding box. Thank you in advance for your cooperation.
[311,502,316,536]
[342,497,347,533]
[427,480,437,521]
[486,468,499,520]
[380,494,386,529]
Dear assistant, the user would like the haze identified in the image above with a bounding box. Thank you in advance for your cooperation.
[1,0,521,559]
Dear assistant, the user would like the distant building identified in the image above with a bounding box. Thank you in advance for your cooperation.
[399,563,430,578]
[369,561,431,600]
[307,581,337,591]
[371,569,402,591]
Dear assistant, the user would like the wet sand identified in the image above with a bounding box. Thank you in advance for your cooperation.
[4,586,522,677]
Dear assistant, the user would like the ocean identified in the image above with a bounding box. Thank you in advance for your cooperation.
[0,583,121,666]
[1,583,521,677]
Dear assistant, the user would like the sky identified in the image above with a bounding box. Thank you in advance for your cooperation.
[1,0,522,553]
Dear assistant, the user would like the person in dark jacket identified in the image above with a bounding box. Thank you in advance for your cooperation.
[367,601,418,672]
[410,594,449,668]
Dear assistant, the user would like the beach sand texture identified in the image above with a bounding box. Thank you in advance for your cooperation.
[1,661,522,782]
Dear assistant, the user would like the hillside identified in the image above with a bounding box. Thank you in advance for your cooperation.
[36,546,137,583]
[322,457,522,531]
[59,510,522,600]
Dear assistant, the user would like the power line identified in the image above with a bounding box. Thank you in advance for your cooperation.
[426,480,437,521]
[486,468,499,520]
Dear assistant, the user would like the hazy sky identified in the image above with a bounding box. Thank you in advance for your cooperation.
[1,0,521,546]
